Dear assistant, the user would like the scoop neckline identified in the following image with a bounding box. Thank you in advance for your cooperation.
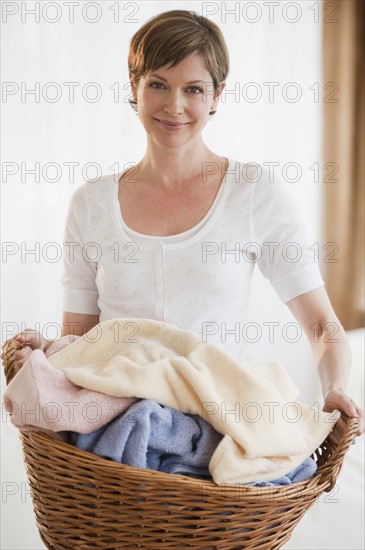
[110,157,234,249]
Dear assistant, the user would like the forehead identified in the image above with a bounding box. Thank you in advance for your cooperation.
[145,53,213,81]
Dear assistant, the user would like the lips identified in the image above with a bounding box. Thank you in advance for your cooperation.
[155,119,190,129]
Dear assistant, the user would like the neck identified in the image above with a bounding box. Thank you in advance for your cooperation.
[137,139,223,188]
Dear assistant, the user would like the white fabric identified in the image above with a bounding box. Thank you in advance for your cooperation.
[61,159,324,361]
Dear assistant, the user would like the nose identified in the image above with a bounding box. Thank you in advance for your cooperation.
[163,90,185,116]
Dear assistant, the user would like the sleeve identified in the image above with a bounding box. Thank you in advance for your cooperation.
[251,168,324,303]
[61,184,100,315]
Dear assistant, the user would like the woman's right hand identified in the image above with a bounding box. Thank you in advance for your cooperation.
[1,329,52,376]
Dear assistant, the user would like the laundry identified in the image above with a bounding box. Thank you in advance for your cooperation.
[46,318,340,483]
[3,324,325,485]
[69,397,318,485]
[3,336,138,435]
[69,398,223,477]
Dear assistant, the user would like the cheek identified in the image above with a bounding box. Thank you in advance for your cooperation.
[201,100,212,114]
[138,92,161,113]
[194,100,212,120]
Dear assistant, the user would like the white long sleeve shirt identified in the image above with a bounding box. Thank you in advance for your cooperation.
[61,158,324,361]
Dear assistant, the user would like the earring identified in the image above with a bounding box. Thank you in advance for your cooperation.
[128,98,138,114]
[209,109,217,116]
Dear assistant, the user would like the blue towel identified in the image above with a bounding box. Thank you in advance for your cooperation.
[69,398,317,484]
[69,399,223,477]
[247,457,317,486]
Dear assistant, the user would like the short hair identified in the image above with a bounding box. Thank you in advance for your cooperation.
[128,10,229,92]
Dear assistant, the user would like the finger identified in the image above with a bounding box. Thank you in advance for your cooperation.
[328,422,344,445]
[13,346,32,359]
[343,400,358,418]
[16,331,43,349]
[12,360,25,375]
[11,348,32,374]
[16,328,38,338]
[12,361,25,375]
[354,405,364,436]
[335,415,347,429]
[16,331,38,343]
[323,400,339,412]
[331,407,364,439]
[5,347,31,362]
[327,431,341,446]
[333,420,345,438]
[326,414,348,445]
[324,396,358,419]
[11,347,32,365]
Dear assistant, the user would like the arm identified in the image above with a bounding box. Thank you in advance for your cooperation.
[62,311,100,337]
[287,286,364,439]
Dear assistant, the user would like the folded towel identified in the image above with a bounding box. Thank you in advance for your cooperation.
[69,399,223,477]
[3,336,138,434]
[46,318,340,483]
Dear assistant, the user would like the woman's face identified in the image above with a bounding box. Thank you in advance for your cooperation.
[132,53,224,149]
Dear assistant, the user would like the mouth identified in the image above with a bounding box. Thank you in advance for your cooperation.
[155,119,190,130]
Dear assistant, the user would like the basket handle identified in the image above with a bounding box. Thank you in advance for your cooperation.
[2,337,25,385]
[320,415,358,492]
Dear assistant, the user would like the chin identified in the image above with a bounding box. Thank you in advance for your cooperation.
[151,131,197,146]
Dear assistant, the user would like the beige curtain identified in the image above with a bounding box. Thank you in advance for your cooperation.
[323,0,364,330]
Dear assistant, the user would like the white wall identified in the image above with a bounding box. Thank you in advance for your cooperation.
[3,2,359,549]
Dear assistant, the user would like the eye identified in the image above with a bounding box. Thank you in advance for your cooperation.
[186,86,203,94]
[149,81,165,89]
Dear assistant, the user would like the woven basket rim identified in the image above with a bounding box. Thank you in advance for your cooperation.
[18,416,356,493]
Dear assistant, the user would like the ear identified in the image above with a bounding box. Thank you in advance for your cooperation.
[211,81,226,110]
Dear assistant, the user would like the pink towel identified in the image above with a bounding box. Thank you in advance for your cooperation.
[3,336,138,435]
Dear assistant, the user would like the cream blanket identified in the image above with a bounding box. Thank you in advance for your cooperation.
[48,318,339,483]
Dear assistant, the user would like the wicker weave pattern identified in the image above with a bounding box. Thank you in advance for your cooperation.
[2,338,358,549]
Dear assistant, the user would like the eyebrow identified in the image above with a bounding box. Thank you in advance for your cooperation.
[149,74,204,85]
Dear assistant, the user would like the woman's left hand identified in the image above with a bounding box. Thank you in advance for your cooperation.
[323,389,364,443]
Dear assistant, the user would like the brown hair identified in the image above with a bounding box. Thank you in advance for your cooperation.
[128,10,229,93]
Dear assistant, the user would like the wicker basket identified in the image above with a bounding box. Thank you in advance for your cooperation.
[2,338,358,550]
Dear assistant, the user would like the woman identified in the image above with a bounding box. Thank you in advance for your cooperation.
[8,9,364,441]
